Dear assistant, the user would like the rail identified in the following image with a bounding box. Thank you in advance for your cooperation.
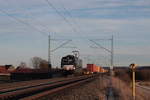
[0,74,99,100]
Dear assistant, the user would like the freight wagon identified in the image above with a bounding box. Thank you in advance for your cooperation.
[0,65,15,74]
[10,67,52,80]
[87,64,99,73]
[87,64,107,73]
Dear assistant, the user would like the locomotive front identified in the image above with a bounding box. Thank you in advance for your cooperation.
[61,55,76,71]
[61,55,82,75]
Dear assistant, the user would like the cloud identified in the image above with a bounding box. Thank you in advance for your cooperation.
[0,0,150,66]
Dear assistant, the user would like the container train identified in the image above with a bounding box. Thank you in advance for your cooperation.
[10,67,52,80]
[61,55,82,76]
[87,64,108,73]
[9,50,108,80]
[10,54,83,80]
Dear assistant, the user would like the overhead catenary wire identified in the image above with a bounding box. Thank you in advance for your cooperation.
[45,0,78,33]
[90,40,111,53]
[53,0,96,54]
[56,0,83,33]
[0,9,48,36]
[2,0,50,34]
[51,40,72,52]
[20,10,50,34]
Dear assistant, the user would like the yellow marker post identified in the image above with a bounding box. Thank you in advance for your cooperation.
[130,63,138,100]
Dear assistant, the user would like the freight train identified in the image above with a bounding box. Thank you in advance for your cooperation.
[10,67,52,80]
[86,64,108,73]
[10,67,67,81]
[61,55,82,76]
[10,54,83,80]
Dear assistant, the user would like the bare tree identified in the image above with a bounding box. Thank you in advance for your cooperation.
[39,59,49,69]
[31,57,48,69]
[19,62,27,68]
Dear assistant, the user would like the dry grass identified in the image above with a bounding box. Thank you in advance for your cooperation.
[39,76,148,100]
[112,77,146,100]
[139,81,150,87]
[0,75,10,81]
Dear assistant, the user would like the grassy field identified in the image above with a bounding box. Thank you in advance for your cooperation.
[139,81,150,87]
[0,74,10,83]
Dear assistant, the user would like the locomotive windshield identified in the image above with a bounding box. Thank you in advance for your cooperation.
[61,55,76,65]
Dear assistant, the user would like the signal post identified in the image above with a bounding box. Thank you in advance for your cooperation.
[130,63,138,100]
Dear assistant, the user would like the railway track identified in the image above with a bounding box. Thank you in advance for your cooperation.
[0,74,99,100]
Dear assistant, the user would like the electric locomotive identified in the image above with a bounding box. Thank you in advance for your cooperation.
[61,54,82,76]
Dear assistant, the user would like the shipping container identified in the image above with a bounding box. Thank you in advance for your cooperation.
[87,64,107,73]
[0,65,15,74]
[0,66,7,73]
[87,64,99,73]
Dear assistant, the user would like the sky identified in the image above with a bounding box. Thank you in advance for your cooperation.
[0,0,150,67]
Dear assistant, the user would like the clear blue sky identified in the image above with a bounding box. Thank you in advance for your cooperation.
[0,0,150,67]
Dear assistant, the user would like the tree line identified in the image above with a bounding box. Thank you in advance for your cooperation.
[114,67,150,83]
[19,57,49,69]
